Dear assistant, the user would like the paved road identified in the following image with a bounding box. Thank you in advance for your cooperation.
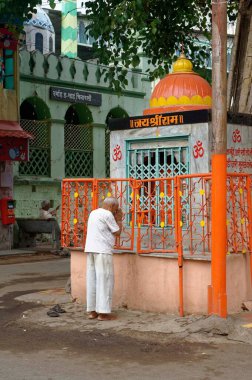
[0,256,252,380]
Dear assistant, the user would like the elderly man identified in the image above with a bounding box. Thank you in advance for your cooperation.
[85,197,122,321]
[39,200,61,250]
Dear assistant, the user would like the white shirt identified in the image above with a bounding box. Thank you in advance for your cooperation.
[39,209,54,220]
[84,208,120,254]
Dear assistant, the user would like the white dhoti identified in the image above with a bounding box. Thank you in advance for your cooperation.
[86,252,114,314]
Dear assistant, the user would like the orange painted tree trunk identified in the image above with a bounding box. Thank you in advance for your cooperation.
[209,0,228,318]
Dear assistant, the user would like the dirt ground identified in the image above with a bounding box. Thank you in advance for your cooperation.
[0,252,63,265]
[1,255,252,380]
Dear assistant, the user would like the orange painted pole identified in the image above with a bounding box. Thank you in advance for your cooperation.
[211,155,227,317]
[210,0,228,318]
[175,176,184,317]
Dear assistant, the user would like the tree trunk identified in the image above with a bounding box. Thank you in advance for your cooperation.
[227,0,252,114]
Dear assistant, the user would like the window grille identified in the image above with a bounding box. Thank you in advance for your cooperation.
[126,141,189,227]
[127,146,189,179]
[105,128,110,177]
[64,124,93,177]
[19,119,50,176]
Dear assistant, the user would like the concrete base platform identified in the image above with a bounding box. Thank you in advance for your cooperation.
[71,251,252,315]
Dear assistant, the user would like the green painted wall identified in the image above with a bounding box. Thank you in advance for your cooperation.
[14,183,61,219]
[93,124,106,178]
[51,121,65,179]
[15,50,151,219]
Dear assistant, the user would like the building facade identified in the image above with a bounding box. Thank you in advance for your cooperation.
[14,48,151,219]
[23,5,55,55]
[0,27,31,249]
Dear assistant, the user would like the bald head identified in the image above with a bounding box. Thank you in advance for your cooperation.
[41,200,50,210]
[102,197,119,213]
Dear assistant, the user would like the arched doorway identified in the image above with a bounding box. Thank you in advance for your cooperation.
[35,32,43,53]
[64,104,93,177]
[49,36,53,52]
[19,96,51,176]
[105,106,129,177]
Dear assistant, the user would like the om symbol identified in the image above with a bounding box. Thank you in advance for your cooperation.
[113,145,122,161]
[193,140,204,159]
[232,129,241,143]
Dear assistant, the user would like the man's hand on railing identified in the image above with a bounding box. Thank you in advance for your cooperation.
[114,208,123,222]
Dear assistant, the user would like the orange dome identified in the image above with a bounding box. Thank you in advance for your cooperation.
[143,54,212,115]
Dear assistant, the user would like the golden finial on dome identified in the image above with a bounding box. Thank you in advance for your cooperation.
[172,52,194,73]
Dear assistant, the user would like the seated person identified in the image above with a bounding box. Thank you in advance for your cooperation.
[39,200,61,250]
[39,200,60,220]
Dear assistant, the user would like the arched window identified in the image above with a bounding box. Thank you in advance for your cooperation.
[19,97,51,177]
[49,36,53,52]
[78,21,87,44]
[35,33,43,53]
[64,104,93,177]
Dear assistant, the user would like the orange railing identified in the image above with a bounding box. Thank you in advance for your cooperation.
[95,179,135,251]
[61,179,94,248]
[62,174,252,256]
[176,174,212,257]
[62,174,252,317]
[226,174,252,254]
[61,178,135,250]
[135,178,177,254]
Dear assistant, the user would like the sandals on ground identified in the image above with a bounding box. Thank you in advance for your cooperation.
[47,304,66,317]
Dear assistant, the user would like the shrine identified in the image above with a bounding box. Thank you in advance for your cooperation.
[109,54,252,180]
[68,54,252,316]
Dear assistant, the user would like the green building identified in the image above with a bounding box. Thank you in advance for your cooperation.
[14,48,151,219]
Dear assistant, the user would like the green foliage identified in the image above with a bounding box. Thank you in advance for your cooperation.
[0,0,59,27]
[85,0,239,90]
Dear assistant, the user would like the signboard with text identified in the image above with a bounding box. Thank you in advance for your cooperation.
[50,87,102,106]
[227,128,252,173]
[109,109,209,130]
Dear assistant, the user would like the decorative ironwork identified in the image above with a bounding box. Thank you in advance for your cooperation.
[64,123,93,177]
[61,179,94,248]
[226,174,250,254]
[177,175,212,256]
[61,174,252,258]
[127,146,189,179]
[136,178,176,253]
[96,179,135,250]
[19,119,50,176]
[61,178,134,250]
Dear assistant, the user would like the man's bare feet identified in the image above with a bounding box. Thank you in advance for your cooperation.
[87,311,98,319]
[97,313,117,321]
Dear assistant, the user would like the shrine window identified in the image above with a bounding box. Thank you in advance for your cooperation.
[127,138,189,179]
[126,138,189,227]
